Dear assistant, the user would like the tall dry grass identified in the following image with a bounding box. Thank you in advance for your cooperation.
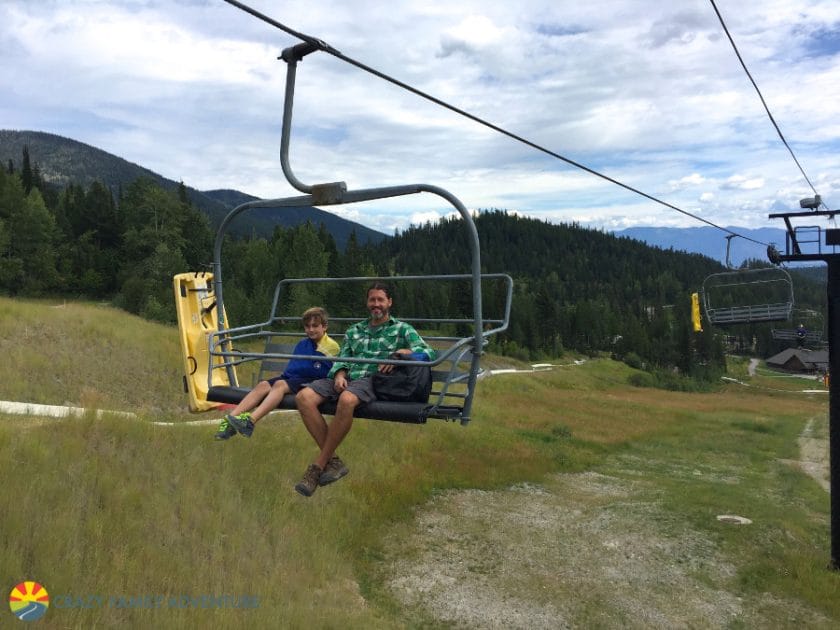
[0,298,836,627]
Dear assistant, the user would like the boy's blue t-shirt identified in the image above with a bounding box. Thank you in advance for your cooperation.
[279,334,340,384]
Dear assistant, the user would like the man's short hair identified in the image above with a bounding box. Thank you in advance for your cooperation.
[367,281,393,300]
[302,306,328,326]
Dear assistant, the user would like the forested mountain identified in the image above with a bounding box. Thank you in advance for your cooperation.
[0,130,387,248]
[202,189,387,250]
[383,212,721,368]
[0,139,827,384]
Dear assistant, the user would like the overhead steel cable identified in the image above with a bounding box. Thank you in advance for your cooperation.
[221,0,771,247]
[709,0,824,208]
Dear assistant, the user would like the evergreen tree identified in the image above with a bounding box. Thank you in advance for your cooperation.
[2,183,60,294]
[21,145,33,195]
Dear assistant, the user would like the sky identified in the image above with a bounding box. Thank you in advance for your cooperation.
[2,0,840,236]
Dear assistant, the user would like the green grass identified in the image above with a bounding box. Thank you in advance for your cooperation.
[0,298,837,628]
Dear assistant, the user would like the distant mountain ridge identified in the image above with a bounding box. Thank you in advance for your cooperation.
[614,226,788,267]
[0,130,387,249]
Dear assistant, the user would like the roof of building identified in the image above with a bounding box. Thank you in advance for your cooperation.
[766,348,828,370]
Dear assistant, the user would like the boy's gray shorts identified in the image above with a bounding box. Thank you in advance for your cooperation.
[304,377,376,404]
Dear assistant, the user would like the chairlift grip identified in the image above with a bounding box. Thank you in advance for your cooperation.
[280,41,321,63]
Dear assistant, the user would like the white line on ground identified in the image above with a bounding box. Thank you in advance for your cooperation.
[0,400,136,419]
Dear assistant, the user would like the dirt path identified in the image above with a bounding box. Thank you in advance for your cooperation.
[381,419,832,628]
[791,416,830,492]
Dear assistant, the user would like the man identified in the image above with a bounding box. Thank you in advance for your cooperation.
[796,323,808,347]
[294,282,435,497]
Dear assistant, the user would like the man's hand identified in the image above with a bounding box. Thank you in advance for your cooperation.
[378,350,410,374]
[334,370,348,391]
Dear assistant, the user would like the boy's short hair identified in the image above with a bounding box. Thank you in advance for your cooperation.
[302,306,328,326]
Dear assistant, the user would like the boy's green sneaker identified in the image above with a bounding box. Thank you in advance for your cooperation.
[214,417,237,441]
[227,413,255,438]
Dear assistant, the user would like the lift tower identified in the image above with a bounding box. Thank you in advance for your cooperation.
[769,197,840,568]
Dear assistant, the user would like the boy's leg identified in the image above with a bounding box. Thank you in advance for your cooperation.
[229,380,271,416]
[227,380,276,438]
[249,380,292,424]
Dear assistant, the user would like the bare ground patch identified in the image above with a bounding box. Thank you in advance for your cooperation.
[382,467,832,628]
[784,415,830,492]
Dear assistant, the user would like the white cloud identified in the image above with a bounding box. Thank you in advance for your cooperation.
[2,0,839,235]
[410,210,443,226]
[723,175,766,191]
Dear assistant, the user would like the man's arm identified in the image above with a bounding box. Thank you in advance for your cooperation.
[327,324,360,378]
[402,323,436,361]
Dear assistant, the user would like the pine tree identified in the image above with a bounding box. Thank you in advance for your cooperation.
[21,145,33,195]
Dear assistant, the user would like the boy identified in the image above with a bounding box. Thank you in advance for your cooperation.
[215,306,340,440]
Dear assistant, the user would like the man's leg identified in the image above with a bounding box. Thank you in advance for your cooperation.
[314,390,358,470]
[294,386,333,497]
[296,386,329,447]
[295,386,358,496]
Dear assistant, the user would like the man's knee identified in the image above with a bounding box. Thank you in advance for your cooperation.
[336,390,360,410]
[296,387,316,407]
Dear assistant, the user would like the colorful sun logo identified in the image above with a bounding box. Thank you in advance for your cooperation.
[9,581,49,622]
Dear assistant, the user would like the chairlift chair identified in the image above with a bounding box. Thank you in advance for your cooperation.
[700,266,794,326]
[771,308,825,346]
[193,41,513,426]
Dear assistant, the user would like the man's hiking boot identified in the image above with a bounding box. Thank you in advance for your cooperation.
[227,413,254,438]
[319,455,349,486]
[214,417,237,440]
[295,464,322,497]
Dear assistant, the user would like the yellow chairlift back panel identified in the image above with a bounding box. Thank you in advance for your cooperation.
[691,292,703,332]
[173,272,235,411]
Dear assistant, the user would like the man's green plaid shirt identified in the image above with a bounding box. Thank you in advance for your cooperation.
[329,317,435,380]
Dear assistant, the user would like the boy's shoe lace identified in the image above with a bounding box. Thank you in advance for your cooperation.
[295,464,322,497]
[214,417,237,440]
[227,413,254,438]
[319,455,349,486]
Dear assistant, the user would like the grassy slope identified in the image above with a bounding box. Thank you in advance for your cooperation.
[0,298,835,628]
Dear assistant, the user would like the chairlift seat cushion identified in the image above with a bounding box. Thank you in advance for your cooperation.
[206,385,461,424]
